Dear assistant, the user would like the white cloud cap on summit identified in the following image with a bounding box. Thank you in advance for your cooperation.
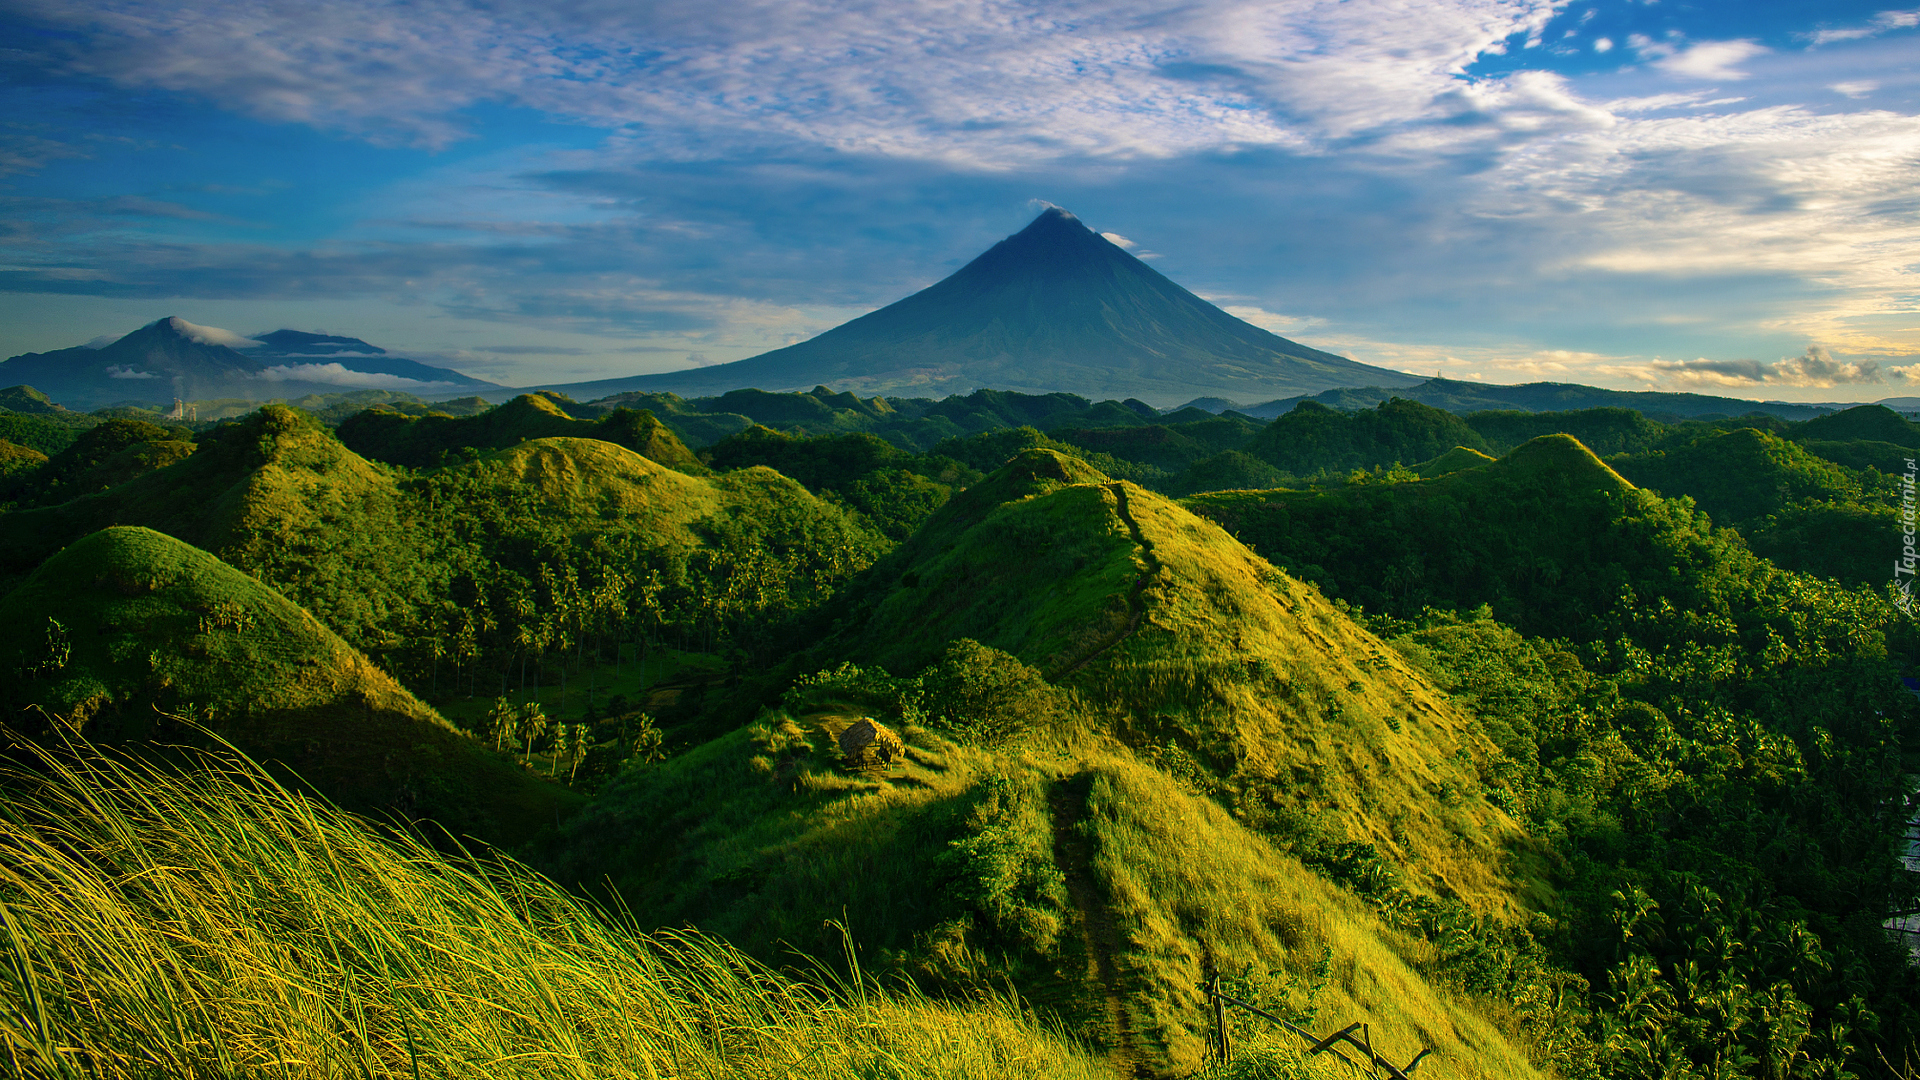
[166,317,261,349]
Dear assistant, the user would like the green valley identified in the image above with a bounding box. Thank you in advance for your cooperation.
[3,380,1918,1079]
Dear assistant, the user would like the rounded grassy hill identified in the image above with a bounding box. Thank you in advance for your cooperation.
[0,525,580,847]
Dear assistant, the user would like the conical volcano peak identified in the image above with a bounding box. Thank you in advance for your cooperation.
[1023,205,1085,230]
[576,204,1422,404]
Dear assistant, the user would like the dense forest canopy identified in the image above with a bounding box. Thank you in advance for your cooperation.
[3,381,1919,1079]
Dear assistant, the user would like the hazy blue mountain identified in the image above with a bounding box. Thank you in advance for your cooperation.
[1234,376,1839,422]
[243,330,499,391]
[527,208,1420,406]
[0,319,497,408]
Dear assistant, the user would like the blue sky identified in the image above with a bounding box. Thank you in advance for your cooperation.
[0,0,1916,401]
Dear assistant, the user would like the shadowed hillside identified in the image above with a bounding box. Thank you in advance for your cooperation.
[337,392,704,472]
[0,526,579,845]
[1245,398,1490,477]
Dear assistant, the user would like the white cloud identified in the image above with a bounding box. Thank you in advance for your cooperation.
[1647,347,1882,388]
[104,365,159,379]
[1651,39,1769,81]
[1807,9,1920,46]
[166,316,260,348]
[254,362,459,390]
[1593,37,1613,53]
[2,0,1571,162]
[1830,81,1878,98]
[1218,305,1328,333]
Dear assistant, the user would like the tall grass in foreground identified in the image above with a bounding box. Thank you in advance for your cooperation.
[0,736,1107,1079]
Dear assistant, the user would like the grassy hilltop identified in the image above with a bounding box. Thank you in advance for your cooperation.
[558,447,1550,1074]
[2,383,1919,1079]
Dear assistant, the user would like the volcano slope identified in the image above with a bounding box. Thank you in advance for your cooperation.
[556,449,1545,1077]
[0,527,578,846]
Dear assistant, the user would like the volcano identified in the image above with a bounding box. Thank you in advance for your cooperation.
[0,318,497,408]
[548,207,1417,404]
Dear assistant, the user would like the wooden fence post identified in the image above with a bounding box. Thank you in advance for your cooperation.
[1211,975,1230,1065]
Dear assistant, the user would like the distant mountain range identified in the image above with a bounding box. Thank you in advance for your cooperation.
[526,207,1423,406]
[0,318,499,409]
[1197,377,1882,423]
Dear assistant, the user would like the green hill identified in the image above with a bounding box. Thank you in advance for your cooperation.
[1165,449,1290,495]
[558,725,1544,1078]
[8,417,196,507]
[1610,427,1894,583]
[1464,407,1665,456]
[852,451,1531,899]
[0,526,578,845]
[0,383,66,413]
[704,425,973,540]
[1611,427,1864,526]
[1244,398,1489,477]
[1187,435,1664,636]
[1790,403,1920,448]
[1412,445,1496,478]
[336,392,704,471]
[0,405,885,697]
[556,451,1546,1074]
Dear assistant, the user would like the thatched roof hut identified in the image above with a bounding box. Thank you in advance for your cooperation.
[838,718,904,769]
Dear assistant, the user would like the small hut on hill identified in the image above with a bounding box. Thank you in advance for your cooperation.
[838,718,905,769]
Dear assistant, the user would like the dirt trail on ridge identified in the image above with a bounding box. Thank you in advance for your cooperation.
[1050,771,1151,1077]
[1055,483,1162,679]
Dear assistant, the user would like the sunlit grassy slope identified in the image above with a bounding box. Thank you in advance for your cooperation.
[0,526,578,847]
[1412,446,1495,478]
[0,405,858,583]
[560,447,1548,1076]
[0,738,1108,1080]
[0,405,401,583]
[838,448,1534,913]
[560,722,1545,1079]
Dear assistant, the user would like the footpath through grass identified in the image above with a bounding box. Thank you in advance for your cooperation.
[0,733,1109,1079]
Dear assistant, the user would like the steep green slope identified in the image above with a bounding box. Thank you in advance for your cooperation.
[337,392,704,471]
[833,450,1531,911]
[0,738,1108,1080]
[557,725,1545,1079]
[0,526,578,845]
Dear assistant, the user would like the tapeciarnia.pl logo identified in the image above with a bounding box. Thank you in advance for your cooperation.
[1897,456,1917,615]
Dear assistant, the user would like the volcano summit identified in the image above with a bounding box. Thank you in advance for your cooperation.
[547,208,1418,405]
